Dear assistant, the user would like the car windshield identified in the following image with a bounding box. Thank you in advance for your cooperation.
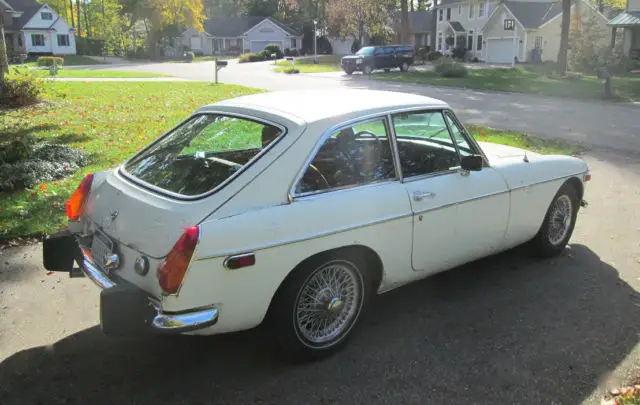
[123,114,282,197]
[356,47,375,56]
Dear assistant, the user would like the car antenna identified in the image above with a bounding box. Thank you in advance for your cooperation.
[523,151,529,163]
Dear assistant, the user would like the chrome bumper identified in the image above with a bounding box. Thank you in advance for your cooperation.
[81,251,218,334]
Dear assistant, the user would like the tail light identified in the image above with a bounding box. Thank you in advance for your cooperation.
[65,173,94,221]
[158,226,199,294]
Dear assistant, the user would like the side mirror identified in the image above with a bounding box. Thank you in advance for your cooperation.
[460,155,483,171]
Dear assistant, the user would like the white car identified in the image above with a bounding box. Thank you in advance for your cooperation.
[43,89,590,360]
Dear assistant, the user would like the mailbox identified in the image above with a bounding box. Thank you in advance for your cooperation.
[285,57,294,61]
[216,60,228,67]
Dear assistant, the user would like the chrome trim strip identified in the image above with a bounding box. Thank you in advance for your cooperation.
[509,172,585,192]
[195,210,413,261]
[386,114,404,183]
[151,306,219,333]
[293,178,399,200]
[223,252,255,269]
[414,188,509,215]
[119,111,288,202]
[401,168,459,183]
[287,105,449,200]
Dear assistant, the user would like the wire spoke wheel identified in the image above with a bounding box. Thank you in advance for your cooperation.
[294,260,363,347]
[547,194,573,246]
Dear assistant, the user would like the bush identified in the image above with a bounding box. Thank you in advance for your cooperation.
[0,144,87,192]
[183,51,195,63]
[317,36,333,55]
[263,44,284,59]
[434,57,469,78]
[238,53,266,63]
[351,38,361,54]
[0,70,44,108]
[37,56,64,67]
[291,49,299,57]
[427,51,443,61]
[284,48,291,56]
[452,46,467,60]
[282,67,300,74]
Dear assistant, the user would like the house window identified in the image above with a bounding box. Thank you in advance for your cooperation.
[439,8,443,21]
[57,34,70,47]
[469,2,474,18]
[291,38,297,48]
[478,1,485,17]
[467,30,474,51]
[17,35,22,47]
[31,34,45,46]
[535,36,543,48]
[458,4,462,15]
[437,32,443,51]
[41,11,53,20]
[446,8,451,20]
[477,33,483,51]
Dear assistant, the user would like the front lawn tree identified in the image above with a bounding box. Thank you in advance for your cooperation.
[0,6,8,100]
[557,0,571,75]
[147,0,206,59]
[326,0,395,47]
[400,0,409,44]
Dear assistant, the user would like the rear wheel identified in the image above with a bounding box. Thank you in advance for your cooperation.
[344,69,353,75]
[529,182,580,257]
[267,251,373,361]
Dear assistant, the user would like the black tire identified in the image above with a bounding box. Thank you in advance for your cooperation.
[266,250,374,362]
[344,69,353,75]
[529,182,580,257]
[363,65,373,75]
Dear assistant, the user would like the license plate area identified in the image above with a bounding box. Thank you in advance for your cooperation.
[91,230,115,271]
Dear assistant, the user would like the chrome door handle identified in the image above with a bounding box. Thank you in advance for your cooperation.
[412,191,435,201]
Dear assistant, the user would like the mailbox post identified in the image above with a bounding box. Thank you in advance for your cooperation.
[214,59,228,84]
[285,56,295,70]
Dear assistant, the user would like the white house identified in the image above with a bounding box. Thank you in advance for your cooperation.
[433,0,610,63]
[608,0,640,60]
[1,0,76,58]
[180,16,303,56]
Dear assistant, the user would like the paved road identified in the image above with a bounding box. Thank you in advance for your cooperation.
[1,149,639,405]
[106,59,640,154]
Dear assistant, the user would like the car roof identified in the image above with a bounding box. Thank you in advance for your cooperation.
[206,89,449,124]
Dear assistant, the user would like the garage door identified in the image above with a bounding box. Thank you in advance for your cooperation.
[486,38,517,64]
[250,41,283,54]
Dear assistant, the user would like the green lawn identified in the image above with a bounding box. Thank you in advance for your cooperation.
[377,67,640,102]
[0,81,580,241]
[0,82,263,240]
[274,55,342,73]
[165,55,233,63]
[9,66,170,78]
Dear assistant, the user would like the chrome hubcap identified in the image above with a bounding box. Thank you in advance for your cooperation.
[548,194,573,246]
[295,261,362,345]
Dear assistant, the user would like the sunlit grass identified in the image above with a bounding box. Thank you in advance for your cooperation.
[274,55,342,73]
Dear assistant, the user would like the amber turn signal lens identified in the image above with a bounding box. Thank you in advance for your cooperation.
[65,174,94,221]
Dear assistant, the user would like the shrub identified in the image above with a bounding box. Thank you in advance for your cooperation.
[452,46,467,60]
[351,38,361,54]
[0,70,44,108]
[263,44,284,59]
[0,144,87,192]
[283,67,300,74]
[317,36,333,54]
[427,51,443,61]
[434,57,468,78]
[37,56,64,67]
[284,48,291,56]
[291,49,299,57]
[183,51,195,63]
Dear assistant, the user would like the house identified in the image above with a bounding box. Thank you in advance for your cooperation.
[432,0,609,63]
[180,16,302,56]
[1,0,76,59]
[607,0,640,60]
[409,10,434,47]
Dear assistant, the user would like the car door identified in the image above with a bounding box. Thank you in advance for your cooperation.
[390,109,510,274]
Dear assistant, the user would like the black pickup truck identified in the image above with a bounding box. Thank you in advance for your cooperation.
[341,45,414,75]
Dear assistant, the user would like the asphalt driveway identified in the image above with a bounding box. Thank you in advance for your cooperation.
[1,149,639,405]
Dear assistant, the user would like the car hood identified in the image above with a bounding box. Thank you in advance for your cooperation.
[478,142,542,162]
[342,55,361,60]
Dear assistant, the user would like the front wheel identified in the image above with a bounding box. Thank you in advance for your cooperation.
[363,65,373,75]
[344,69,353,75]
[267,252,372,361]
[529,182,580,257]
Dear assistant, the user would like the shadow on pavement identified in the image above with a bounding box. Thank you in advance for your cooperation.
[1,244,638,404]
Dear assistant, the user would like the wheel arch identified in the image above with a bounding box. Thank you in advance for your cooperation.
[263,244,384,322]
[565,176,584,200]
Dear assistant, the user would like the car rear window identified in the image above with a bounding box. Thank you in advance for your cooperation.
[123,113,283,197]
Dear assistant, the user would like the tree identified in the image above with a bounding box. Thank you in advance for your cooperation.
[0,5,8,101]
[556,0,571,75]
[146,0,205,58]
[400,0,409,44]
[326,0,395,45]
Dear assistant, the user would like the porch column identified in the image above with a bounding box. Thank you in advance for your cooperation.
[611,26,617,49]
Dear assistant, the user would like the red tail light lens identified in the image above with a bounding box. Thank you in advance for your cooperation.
[65,173,94,221]
[158,226,199,294]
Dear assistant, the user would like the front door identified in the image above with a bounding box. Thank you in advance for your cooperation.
[390,110,509,274]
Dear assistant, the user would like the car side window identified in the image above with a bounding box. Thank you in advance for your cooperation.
[392,111,461,178]
[444,112,475,157]
[295,118,397,195]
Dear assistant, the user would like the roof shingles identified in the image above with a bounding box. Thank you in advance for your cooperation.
[204,16,300,38]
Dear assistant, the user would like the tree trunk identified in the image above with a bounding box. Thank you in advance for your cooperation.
[430,5,437,50]
[0,11,8,102]
[69,0,75,28]
[76,0,82,54]
[82,0,91,39]
[556,0,571,75]
[411,0,414,12]
[598,0,604,13]
[400,0,409,44]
